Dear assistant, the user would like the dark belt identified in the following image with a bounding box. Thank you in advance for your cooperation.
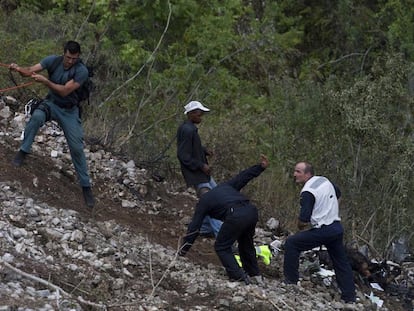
[320,220,340,227]
[55,101,77,109]
[46,95,77,109]
[230,201,249,207]
[227,201,250,213]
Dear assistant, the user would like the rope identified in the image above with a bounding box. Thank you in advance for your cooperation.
[0,62,35,93]
[0,81,35,93]
[0,62,33,76]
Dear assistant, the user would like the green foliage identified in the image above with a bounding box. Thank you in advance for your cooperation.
[377,0,414,58]
[1,1,414,256]
[326,54,414,251]
[119,39,151,69]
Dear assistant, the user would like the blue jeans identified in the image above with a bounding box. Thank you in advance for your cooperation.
[283,221,356,302]
[196,177,223,237]
[215,203,259,280]
[20,100,91,187]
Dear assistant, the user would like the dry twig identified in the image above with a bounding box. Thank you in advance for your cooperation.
[0,259,107,310]
[100,0,172,106]
[148,236,182,298]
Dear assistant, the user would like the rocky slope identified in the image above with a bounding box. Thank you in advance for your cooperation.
[0,97,404,310]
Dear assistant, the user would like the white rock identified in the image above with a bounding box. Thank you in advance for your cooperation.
[2,253,15,263]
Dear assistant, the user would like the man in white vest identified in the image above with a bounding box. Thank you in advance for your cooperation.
[283,161,356,303]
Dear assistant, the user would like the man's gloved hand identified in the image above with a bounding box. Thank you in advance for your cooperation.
[178,248,187,256]
[178,242,192,256]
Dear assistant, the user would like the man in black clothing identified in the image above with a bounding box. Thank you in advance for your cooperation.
[177,100,221,236]
[179,155,269,284]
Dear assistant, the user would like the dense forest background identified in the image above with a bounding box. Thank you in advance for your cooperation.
[0,0,412,258]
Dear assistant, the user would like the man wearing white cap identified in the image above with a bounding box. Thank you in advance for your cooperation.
[177,100,222,237]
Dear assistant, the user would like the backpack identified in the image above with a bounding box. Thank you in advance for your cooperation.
[48,55,94,105]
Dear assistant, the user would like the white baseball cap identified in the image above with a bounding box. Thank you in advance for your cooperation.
[184,101,210,114]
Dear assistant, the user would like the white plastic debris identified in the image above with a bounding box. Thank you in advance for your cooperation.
[317,267,335,277]
[370,283,384,291]
[270,239,282,256]
[365,291,384,308]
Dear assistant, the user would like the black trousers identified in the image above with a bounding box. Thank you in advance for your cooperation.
[214,203,259,280]
[284,221,356,302]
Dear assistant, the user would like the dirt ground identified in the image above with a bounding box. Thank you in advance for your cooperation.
[0,136,222,268]
[1,135,410,311]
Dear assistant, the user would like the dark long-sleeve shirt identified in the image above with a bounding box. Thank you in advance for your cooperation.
[181,164,265,252]
[176,120,210,186]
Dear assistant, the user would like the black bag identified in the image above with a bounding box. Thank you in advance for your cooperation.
[72,59,94,104]
[75,72,93,102]
[25,98,51,121]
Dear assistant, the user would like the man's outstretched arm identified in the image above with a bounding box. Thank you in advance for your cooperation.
[226,154,269,191]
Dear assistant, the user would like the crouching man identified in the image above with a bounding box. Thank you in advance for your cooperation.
[283,161,356,303]
[179,155,269,285]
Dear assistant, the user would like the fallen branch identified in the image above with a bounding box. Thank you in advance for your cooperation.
[276,297,296,311]
[148,235,182,298]
[251,291,281,310]
[0,259,107,310]
[251,290,294,311]
[354,234,381,259]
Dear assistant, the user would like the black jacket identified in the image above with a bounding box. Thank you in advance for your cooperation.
[177,120,210,186]
[181,164,265,253]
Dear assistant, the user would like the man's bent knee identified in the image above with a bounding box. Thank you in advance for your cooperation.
[30,109,47,125]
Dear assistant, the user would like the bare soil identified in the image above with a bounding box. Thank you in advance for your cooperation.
[1,136,408,311]
[1,136,221,267]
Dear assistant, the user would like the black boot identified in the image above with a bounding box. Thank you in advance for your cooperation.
[12,150,28,167]
[82,186,95,208]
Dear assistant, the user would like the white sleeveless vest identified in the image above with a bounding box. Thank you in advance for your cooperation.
[301,176,340,228]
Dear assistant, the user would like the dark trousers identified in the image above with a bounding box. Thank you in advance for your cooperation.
[20,100,91,187]
[283,221,356,302]
[214,203,259,280]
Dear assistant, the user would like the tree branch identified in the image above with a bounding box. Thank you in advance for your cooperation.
[317,53,364,70]
[100,0,172,106]
[0,259,107,310]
